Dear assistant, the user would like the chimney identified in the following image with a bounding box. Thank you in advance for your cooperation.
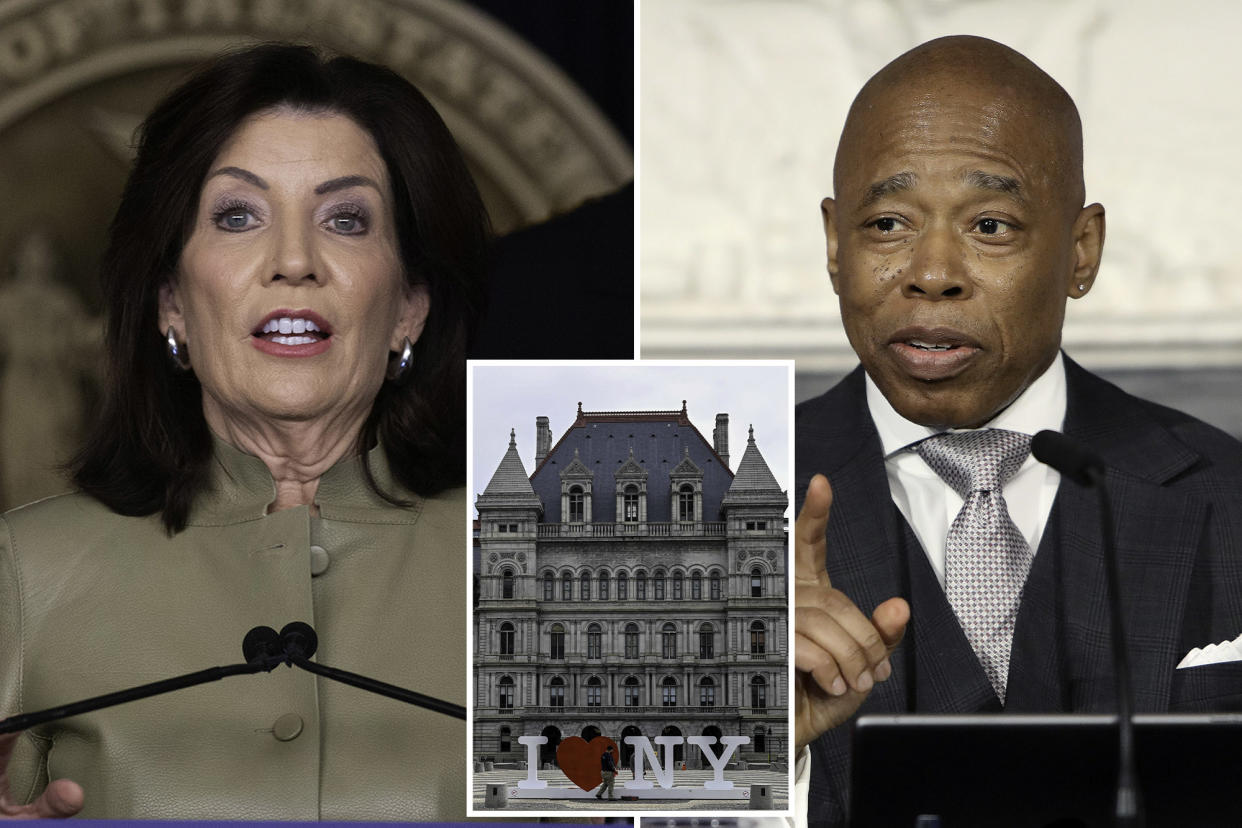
[535,416,552,466]
[713,413,729,468]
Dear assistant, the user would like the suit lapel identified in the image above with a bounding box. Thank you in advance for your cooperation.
[797,369,908,714]
[1054,358,1206,710]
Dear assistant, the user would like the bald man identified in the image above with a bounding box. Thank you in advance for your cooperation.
[794,36,1242,826]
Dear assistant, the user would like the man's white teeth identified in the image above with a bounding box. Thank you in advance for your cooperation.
[271,335,317,346]
[261,317,321,335]
[909,340,952,351]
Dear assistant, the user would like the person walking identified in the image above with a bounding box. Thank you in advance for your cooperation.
[596,746,618,801]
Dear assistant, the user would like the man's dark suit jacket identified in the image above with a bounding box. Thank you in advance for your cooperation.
[795,357,1242,827]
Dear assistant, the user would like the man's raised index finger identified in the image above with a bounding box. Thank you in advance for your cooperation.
[795,473,833,586]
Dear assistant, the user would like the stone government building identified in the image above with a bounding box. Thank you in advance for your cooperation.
[473,402,788,770]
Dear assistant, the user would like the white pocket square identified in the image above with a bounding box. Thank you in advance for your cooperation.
[1177,633,1242,669]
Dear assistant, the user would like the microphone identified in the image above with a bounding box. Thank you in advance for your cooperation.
[1,623,465,737]
[1031,430,1105,487]
[242,625,281,667]
[279,621,318,660]
[1032,430,1144,827]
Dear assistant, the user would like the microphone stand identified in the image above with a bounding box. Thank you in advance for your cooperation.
[269,622,466,720]
[1089,467,1142,827]
[0,622,464,735]
[1033,431,1144,828]
[0,661,273,735]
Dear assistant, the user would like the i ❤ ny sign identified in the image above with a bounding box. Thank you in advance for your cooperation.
[510,734,751,800]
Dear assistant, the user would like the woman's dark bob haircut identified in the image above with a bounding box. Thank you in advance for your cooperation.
[72,43,489,532]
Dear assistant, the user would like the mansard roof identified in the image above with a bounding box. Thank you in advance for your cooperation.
[531,402,732,523]
[722,425,788,508]
[478,429,543,510]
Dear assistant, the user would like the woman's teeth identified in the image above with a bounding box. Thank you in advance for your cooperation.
[261,317,321,335]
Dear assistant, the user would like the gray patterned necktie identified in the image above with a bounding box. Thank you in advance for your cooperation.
[916,429,1034,703]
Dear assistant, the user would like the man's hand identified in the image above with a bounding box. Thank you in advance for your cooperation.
[0,733,83,819]
[795,474,910,751]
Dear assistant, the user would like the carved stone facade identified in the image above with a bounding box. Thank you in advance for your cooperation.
[473,403,788,769]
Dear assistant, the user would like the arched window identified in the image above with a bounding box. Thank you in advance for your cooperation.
[549,676,565,707]
[698,676,715,708]
[672,572,683,600]
[549,624,565,660]
[636,570,647,600]
[624,484,639,522]
[542,572,553,601]
[499,622,515,656]
[751,567,763,597]
[568,485,585,522]
[624,623,640,658]
[617,572,628,600]
[624,675,640,706]
[754,725,766,752]
[561,571,572,600]
[750,620,767,656]
[580,571,591,601]
[691,572,702,600]
[599,571,609,600]
[501,569,514,599]
[500,725,511,752]
[750,675,767,710]
[699,624,714,659]
[662,622,677,658]
[678,484,695,521]
[586,676,602,707]
[710,571,721,601]
[654,569,666,600]
[587,623,602,659]
[662,676,678,707]
[498,675,514,709]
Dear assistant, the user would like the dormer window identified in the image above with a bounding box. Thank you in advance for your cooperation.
[559,448,594,524]
[669,447,704,522]
[614,448,648,522]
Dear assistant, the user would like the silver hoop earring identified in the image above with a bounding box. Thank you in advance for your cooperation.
[166,327,191,371]
[387,337,413,383]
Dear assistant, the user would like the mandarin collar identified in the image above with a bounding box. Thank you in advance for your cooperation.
[187,436,422,526]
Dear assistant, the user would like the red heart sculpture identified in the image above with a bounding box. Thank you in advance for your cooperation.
[555,735,620,791]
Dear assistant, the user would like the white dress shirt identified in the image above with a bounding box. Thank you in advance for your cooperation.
[794,353,1069,828]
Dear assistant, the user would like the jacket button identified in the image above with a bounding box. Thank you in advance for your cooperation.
[273,713,304,741]
[310,545,330,576]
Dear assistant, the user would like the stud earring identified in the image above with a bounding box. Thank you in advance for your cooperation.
[387,337,413,383]
[166,327,191,371]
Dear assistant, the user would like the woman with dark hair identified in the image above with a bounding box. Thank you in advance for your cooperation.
[0,44,487,820]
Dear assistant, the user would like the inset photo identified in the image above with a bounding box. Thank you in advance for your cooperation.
[467,361,793,816]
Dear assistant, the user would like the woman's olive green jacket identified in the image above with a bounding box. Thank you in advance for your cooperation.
[0,440,466,820]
